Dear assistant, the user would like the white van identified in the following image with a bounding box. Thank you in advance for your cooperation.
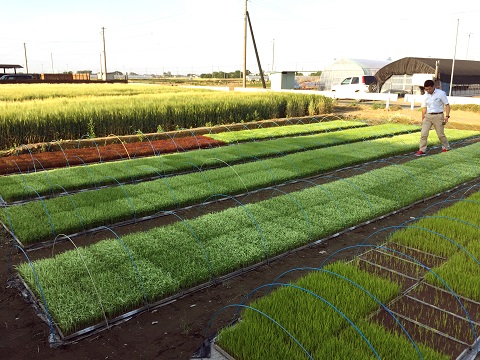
[331,76,378,93]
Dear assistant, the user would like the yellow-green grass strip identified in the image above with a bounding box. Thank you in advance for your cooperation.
[0,90,333,149]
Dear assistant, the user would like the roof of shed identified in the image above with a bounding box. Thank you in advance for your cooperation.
[375,57,480,86]
[0,64,23,69]
[347,58,390,71]
[324,58,389,73]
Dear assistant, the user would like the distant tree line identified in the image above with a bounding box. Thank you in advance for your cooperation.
[199,70,252,79]
[72,69,322,78]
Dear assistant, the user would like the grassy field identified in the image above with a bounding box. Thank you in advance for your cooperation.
[0,83,333,150]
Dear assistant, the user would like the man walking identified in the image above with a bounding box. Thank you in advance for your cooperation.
[415,79,450,156]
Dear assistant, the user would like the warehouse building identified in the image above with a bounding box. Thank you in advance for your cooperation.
[375,57,480,96]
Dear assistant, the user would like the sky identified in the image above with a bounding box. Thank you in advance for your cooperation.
[1,0,480,75]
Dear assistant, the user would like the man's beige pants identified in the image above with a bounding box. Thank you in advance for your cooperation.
[419,113,449,152]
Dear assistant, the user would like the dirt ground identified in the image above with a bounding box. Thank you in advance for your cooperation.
[1,105,479,360]
[334,100,480,129]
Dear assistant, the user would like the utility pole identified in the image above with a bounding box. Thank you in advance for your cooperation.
[449,19,459,96]
[23,43,29,74]
[272,39,275,72]
[102,27,107,81]
[246,11,266,88]
[99,53,103,79]
[242,0,247,87]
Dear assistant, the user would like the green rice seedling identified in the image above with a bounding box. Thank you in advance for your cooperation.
[3,135,480,245]
[389,191,480,257]
[217,262,446,359]
[424,239,480,301]
[0,123,421,202]
[204,119,368,143]
[14,143,480,334]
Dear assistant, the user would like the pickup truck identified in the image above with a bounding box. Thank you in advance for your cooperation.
[331,75,378,93]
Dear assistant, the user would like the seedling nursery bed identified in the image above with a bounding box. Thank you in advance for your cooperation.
[1,185,479,359]
[0,135,224,175]
[2,125,480,359]
[203,184,480,360]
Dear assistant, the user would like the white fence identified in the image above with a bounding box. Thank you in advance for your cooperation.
[317,90,398,102]
[404,94,480,109]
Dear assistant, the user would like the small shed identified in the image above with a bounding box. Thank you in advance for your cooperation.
[270,71,296,90]
[0,64,23,74]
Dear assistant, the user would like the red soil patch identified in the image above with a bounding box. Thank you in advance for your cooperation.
[0,136,224,175]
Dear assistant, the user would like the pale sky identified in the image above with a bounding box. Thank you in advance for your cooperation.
[1,0,479,75]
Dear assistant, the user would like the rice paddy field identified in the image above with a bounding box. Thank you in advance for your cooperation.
[1,83,480,360]
[0,83,332,150]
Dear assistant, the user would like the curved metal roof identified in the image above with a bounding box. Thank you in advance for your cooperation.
[347,58,390,72]
[324,58,388,73]
[375,57,480,88]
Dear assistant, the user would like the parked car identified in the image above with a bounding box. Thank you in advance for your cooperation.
[0,74,34,81]
[331,75,378,93]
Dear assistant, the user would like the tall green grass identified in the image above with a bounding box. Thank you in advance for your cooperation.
[0,84,333,149]
[0,83,191,101]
